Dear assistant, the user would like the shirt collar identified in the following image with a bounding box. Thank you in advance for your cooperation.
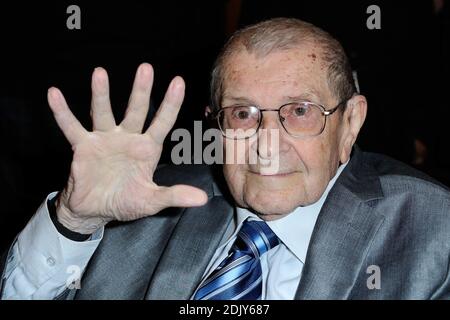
[236,161,348,264]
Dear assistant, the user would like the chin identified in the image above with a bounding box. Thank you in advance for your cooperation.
[243,188,302,219]
[224,167,325,218]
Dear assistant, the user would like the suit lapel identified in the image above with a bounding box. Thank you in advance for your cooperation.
[295,148,385,299]
[145,193,234,299]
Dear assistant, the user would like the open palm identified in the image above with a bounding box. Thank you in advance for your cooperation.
[48,64,207,234]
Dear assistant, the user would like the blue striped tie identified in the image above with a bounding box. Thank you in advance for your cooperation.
[193,220,280,300]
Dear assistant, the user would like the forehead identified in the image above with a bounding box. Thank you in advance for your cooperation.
[222,46,331,104]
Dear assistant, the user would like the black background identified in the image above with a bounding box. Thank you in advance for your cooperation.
[1,0,449,249]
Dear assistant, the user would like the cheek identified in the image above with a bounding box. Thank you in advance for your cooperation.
[290,137,337,183]
[223,137,256,204]
[223,164,246,203]
[292,140,327,170]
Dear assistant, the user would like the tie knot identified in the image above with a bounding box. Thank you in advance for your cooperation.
[235,220,280,257]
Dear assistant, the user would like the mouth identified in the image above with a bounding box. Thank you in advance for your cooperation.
[248,170,298,177]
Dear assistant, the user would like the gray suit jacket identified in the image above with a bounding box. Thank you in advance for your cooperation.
[2,147,450,299]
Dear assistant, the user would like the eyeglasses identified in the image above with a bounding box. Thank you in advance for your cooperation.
[212,99,348,140]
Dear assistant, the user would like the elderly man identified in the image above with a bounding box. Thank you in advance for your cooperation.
[1,18,449,300]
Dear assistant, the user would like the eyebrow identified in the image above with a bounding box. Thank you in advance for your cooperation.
[221,96,255,105]
[222,91,322,106]
[285,92,321,103]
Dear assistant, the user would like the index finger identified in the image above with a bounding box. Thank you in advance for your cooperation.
[146,76,185,144]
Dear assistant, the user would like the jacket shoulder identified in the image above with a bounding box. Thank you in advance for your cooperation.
[356,152,450,298]
[362,151,450,196]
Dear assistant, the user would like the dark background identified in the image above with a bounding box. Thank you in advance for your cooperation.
[1,0,449,249]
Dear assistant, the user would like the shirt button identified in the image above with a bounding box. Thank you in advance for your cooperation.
[46,257,56,267]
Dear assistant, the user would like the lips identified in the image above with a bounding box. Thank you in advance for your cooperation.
[247,158,300,176]
[248,170,297,176]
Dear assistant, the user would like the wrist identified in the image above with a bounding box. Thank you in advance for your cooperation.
[55,196,108,235]
[48,195,91,241]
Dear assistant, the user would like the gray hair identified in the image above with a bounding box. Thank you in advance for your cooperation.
[210,17,356,112]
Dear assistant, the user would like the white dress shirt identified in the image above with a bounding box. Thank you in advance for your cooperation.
[2,162,347,300]
[1,192,103,299]
[194,162,348,299]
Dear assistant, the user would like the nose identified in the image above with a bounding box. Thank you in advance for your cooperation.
[256,112,282,160]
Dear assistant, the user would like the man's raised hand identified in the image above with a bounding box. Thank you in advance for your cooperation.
[47,63,208,234]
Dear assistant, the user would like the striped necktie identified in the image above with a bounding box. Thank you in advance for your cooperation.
[193,220,280,300]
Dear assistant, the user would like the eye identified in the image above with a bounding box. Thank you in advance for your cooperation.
[231,107,254,120]
[293,105,308,116]
[236,110,250,119]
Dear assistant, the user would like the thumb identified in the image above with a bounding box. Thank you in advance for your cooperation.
[156,184,208,208]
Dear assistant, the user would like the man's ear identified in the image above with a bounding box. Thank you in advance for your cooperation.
[205,106,212,118]
[339,94,367,163]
